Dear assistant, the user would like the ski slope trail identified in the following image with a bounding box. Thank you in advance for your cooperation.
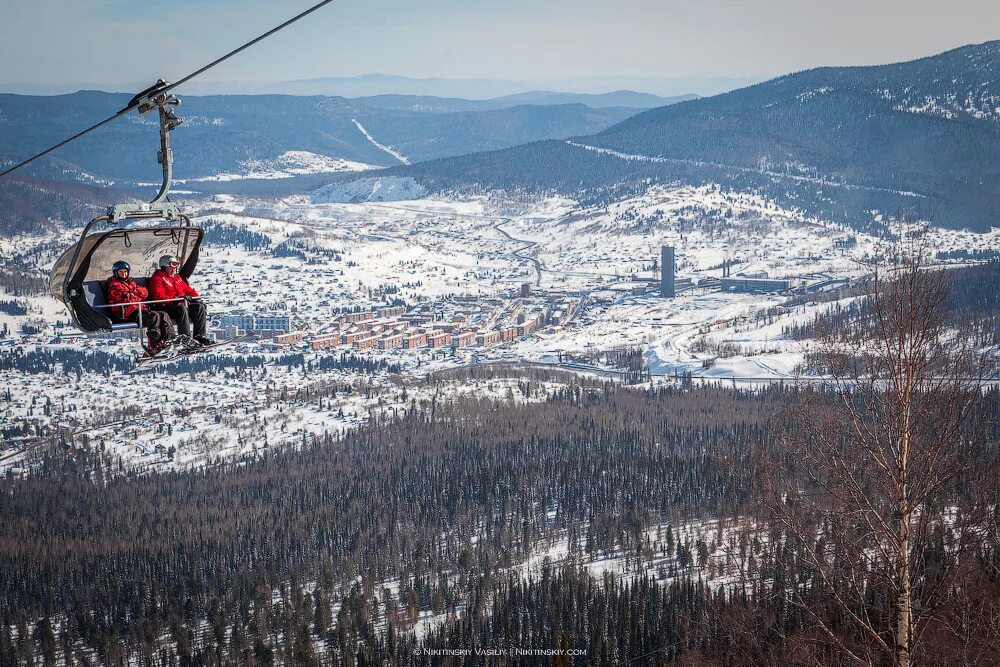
[352,119,411,165]
[565,141,927,198]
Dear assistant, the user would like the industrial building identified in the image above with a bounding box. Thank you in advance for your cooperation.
[660,246,675,298]
[721,277,793,293]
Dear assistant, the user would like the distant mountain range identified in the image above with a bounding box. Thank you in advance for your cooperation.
[4,43,1000,234]
[0,91,672,184]
[367,41,1000,232]
[354,91,697,113]
[0,74,752,98]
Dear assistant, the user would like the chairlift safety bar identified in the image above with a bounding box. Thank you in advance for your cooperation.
[93,297,192,309]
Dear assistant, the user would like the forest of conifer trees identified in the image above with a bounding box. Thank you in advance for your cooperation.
[1,377,998,665]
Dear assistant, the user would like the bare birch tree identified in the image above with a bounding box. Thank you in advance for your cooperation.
[761,247,995,666]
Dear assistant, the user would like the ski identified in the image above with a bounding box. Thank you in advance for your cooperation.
[130,335,256,371]
[178,334,257,357]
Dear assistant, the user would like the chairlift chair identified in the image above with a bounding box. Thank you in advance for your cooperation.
[47,81,204,348]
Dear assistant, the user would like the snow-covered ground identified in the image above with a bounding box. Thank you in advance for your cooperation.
[3,185,998,472]
[517,516,762,590]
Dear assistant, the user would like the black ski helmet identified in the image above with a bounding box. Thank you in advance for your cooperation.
[112,261,131,275]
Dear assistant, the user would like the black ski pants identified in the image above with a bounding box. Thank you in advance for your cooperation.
[161,299,208,338]
[120,308,175,346]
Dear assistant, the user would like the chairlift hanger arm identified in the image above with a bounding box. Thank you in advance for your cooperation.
[124,79,185,207]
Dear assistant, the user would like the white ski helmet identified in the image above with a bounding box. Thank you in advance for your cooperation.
[159,254,180,268]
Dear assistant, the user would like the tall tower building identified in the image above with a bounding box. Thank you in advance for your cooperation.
[660,245,675,298]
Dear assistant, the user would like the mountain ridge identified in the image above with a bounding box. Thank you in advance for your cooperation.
[0,91,661,184]
[363,40,1000,231]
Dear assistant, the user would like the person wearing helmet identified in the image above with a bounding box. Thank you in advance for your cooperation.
[147,254,212,346]
[106,260,177,353]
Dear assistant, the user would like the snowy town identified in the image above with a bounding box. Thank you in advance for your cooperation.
[3,184,999,475]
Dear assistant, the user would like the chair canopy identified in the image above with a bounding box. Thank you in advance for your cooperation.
[49,226,202,332]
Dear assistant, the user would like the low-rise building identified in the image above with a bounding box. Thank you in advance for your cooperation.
[477,331,502,346]
[379,333,404,349]
[273,332,305,346]
[95,328,141,341]
[214,325,240,341]
[353,336,378,350]
[310,333,341,351]
[454,331,477,347]
[427,332,452,348]
[404,332,427,349]
[342,331,368,345]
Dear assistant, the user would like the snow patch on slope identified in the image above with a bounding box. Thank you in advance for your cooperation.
[890,89,1000,123]
[186,151,376,182]
[796,86,833,102]
[310,176,427,203]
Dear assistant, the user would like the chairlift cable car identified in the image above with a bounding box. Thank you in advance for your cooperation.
[47,83,203,350]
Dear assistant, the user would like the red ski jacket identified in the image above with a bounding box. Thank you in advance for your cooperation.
[147,268,199,304]
[106,276,148,321]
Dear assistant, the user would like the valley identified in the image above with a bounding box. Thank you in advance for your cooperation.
[3,185,997,476]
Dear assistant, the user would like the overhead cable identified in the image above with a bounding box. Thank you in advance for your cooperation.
[0,0,337,180]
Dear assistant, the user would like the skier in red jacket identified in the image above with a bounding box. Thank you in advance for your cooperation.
[106,261,176,353]
[148,255,213,346]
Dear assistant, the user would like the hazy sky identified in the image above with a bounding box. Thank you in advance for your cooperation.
[1,0,997,90]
